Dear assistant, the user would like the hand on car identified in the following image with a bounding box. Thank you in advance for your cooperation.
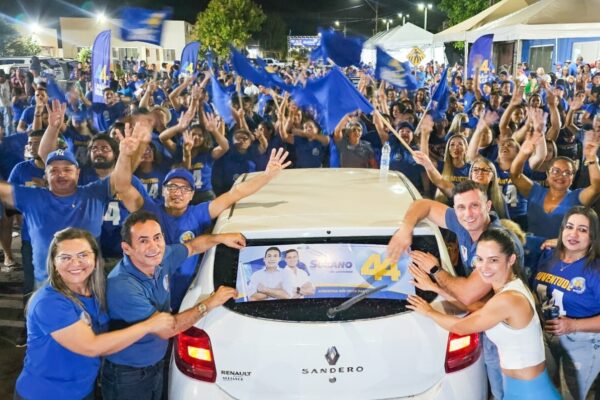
[204,286,238,311]
[408,264,439,293]
[387,225,412,264]
[218,233,246,249]
[406,295,434,316]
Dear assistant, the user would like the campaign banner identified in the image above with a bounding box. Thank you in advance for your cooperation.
[235,243,413,302]
[91,30,111,104]
[119,7,172,46]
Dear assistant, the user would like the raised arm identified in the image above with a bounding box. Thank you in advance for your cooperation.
[372,111,390,144]
[413,151,453,197]
[526,111,548,170]
[158,103,196,155]
[510,131,535,198]
[208,148,291,218]
[110,120,152,211]
[204,113,229,159]
[387,199,449,263]
[184,232,246,257]
[499,84,523,138]
[38,100,67,163]
[333,113,351,144]
[579,130,600,206]
[168,76,194,111]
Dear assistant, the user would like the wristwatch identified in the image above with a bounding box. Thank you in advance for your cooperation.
[584,158,599,167]
[197,302,208,316]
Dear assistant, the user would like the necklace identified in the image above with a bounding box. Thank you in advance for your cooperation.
[559,259,577,272]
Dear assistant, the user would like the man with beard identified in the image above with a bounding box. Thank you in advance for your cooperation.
[91,88,126,133]
[0,99,153,288]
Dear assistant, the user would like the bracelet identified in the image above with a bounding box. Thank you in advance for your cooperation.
[584,158,599,167]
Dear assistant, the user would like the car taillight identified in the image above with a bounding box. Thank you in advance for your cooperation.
[444,332,481,373]
[174,327,217,382]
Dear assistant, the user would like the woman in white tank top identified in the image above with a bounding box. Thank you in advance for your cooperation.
[407,228,561,399]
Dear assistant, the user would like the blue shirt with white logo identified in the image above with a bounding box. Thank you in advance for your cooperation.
[13,178,112,283]
[106,244,189,367]
[534,251,600,318]
[16,285,108,399]
[142,199,212,310]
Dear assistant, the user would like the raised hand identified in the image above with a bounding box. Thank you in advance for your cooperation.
[45,99,67,130]
[178,106,195,130]
[583,130,600,159]
[521,129,544,156]
[528,107,547,133]
[420,114,435,135]
[412,150,435,170]
[182,130,194,153]
[510,85,524,106]
[204,112,219,133]
[264,147,292,178]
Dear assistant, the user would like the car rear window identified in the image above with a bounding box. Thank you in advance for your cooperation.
[214,236,440,322]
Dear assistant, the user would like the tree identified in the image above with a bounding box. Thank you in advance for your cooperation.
[255,13,288,59]
[5,37,42,56]
[194,0,266,59]
[77,48,92,64]
[439,0,488,49]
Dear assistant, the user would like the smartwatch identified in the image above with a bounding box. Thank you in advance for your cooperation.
[429,265,441,278]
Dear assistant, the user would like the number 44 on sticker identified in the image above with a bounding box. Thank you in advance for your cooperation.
[360,254,400,281]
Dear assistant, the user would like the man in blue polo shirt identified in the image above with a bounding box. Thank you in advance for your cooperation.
[102,210,243,400]
[0,102,153,287]
[116,144,291,310]
[387,180,524,400]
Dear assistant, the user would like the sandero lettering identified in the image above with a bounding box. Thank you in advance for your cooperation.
[302,366,364,375]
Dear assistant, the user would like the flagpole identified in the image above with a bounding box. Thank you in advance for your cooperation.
[372,109,415,157]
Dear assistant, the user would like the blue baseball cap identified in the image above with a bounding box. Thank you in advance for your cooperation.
[397,122,415,131]
[45,149,79,168]
[163,168,195,189]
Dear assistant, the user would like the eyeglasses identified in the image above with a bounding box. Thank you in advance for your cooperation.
[55,251,93,264]
[90,145,112,153]
[549,167,574,177]
[472,167,493,175]
[164,184,193,193]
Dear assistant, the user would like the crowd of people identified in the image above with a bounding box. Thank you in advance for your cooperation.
[0,51,599,399]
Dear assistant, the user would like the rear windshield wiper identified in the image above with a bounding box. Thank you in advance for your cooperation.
[326,284,389,319]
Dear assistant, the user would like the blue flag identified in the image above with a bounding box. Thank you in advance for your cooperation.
[181,42,200,77]
[374,47,417,90]
[431,68,450,122]
[230,48,272,87]
[210,76,234,126]
[468,34,494,78]
[119,7,171,46]
[46,78,66,103]
[91,30,111,104]
[292,68,373,134]
[311,28,365,67]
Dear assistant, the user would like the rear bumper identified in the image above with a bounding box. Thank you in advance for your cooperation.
[169,352,486,400]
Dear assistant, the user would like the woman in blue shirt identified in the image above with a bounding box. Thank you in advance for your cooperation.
[533,207,600,400]
[15,228,174,400]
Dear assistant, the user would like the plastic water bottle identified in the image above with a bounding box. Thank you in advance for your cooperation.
[380,141,391,177]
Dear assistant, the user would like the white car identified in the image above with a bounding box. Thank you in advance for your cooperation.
[170,169,487,400]
[263,57,285,68]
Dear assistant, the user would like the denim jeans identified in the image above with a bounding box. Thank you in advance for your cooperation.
[0,106,13,136]
[483,333,504,400]
[101,359,164,400]
[548,331,600,400]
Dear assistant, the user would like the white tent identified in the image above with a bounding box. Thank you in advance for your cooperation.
[362,22,446,66]
[433,0,537,43]
[465,0,600,41]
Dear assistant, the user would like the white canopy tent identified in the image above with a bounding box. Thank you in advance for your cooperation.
[433,0,537,43]
[465,0,600,41]
[361,22,446,66]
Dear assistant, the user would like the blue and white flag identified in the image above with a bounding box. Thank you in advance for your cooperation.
[119,7,172,46]
[375,47,417,90]
[431,68,450,122]
[91,30,111,104]
[468,34,494,78]
[180,42,200,77]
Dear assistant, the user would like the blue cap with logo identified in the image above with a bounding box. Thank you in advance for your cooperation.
[397,121,415,131]
[163,168,195,189]
[45,149,79,168]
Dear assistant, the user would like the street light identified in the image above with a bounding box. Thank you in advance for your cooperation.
[417,3,433,31]
[334,20,340,27]
[397,13,410,25]
[96,12,107,24]
[382,18,392,31]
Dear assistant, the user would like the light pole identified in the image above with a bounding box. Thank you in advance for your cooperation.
[397,13,410,26]
[363,0,379,34]
[417,3,432,31]
[382,18,392,31]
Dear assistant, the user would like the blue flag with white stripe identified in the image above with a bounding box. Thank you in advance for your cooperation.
[375,47,417,90]
[119,7,171,46]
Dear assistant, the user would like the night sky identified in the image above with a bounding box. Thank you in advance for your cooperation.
[6,0,446,38]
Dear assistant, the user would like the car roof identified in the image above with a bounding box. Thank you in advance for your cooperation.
[216,168,421,233]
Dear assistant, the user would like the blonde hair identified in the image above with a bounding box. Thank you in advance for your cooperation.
[469,156,507,219]
[441,134,469,180]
